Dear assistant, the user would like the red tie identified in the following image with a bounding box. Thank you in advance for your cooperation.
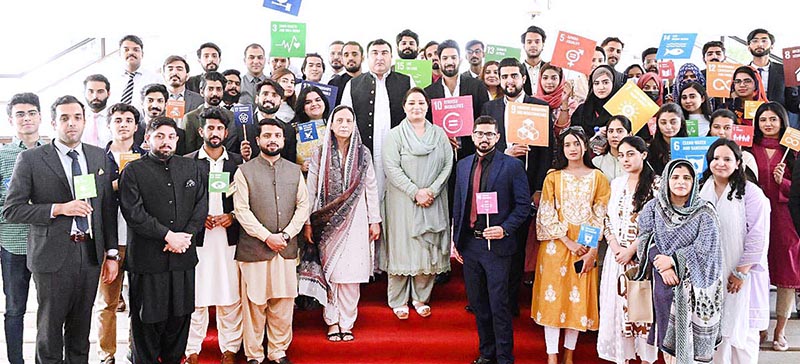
[469,156,484,228]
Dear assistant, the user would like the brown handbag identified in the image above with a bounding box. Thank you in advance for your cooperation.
[617,236,654,323]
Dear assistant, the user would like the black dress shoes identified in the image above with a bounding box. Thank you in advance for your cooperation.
[471,357,497,364]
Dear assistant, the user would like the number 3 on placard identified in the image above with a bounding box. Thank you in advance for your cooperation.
[272,25,278,32]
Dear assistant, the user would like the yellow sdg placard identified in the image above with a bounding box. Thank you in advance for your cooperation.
[603,82,660,134]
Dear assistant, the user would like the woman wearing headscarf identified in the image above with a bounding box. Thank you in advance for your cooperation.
[291,85,330,172]
[571,65,623,139]
[300,105,381,342]
[636,72,664,141]
[382,87,453,319]
[723,66,769,126]
[537,62,578,135]
[637,159,722,363]
[669,63,706,103]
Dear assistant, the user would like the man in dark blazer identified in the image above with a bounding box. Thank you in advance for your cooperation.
[183,72,237,152]
[453,116,531,364]
[119,117,208,364]
[481,57,555,316]
[746,28,800,114]
[3,95,119,364]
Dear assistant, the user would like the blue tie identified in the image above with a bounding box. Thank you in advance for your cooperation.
[66,150,89,233]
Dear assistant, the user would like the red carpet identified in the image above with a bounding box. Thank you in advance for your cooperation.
[198,261,603,364]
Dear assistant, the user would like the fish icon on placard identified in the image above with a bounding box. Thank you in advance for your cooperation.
[664,48,684,57]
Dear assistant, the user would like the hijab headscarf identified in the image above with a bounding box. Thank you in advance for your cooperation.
[671,63,706,102]
[725,66,769,124]
[572,65,623,137]
[536,63,567,110]
[637,72,664,106]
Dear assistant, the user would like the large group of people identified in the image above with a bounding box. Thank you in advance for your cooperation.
[0,23,799,364]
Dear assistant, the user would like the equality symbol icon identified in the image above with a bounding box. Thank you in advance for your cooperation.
[442,112,464,135]
[565,49,584,67]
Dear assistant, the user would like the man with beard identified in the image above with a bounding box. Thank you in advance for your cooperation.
[642,47,658,73]
[233,118,309,364]
[396,29,419,60]
[322,40,344,84]
[187,42,222,94]
[95,103,144,364]
[521,26,547,96]
[119,116,208,364]
[601,37,625,84]
[222,69,242,109]
[747,28,800,113]
[462,40,485,79]
[162,55,204,125]
[134,84,188,155]
[423,41,442,84]
[4,95,118,364]
[182,107,243,364]
[237,79,296,162]
[481,57,554,317]
[115,35,160,109]
[328,41,363,106]
[451,116,530,364]
[83,74,113,146]
[301,53,325,82]
[184,72,236,152]
[240,44,268,106]
[424,39,490,160]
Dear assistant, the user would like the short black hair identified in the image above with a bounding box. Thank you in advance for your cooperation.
[466,40,484,51]
[367,39,393,54]
[423,41,439,51]
[474,115,498,132]
[147,116,178,134]
[196,42,221,58]
[437,39,460,58]
[601,37,624,48]
[710,108,737,123]
[141,83,168,101]
[702,41,726,55]
[402,87,431,107]
[7,92,40,116]
[222,69,241,80]
[520,25,547,44]
[595,46,606,59]
[343,41,364,55]
[498,57,525,76]
[200,71,227,91]
[329,40,344,47]
[50,95,84,121]
[257,118,285,136]
[747,28,774,44]
[256,79,285,98]
[163,55,190,73]
[106,103,141,124]
[199,106,229,127]
[119,35,143,49]
[83,74,110,92]
[243,43,264,57]
[396,29,419,45]
[301,53,326,74]
[641,47,658,60]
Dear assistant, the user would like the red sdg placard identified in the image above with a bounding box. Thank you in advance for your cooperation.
[431,96,474,137]
[551,31,596,76]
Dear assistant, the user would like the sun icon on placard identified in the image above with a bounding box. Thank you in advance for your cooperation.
[619,101,638,120]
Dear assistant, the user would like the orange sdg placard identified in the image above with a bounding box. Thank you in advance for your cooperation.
[119,152,141,171]
[550,31,596,76]
[166,100,186,119]
[780,127,800,152]
[706,62,741,98]
[506,102,550,147]
[744,101,764,120]
[602,82,660,134]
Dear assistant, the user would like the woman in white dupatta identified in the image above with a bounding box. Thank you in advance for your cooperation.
[699,138,770,364]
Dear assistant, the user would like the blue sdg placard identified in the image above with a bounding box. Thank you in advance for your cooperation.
[263,0,302,16]
[297,121,319,142]
[577,224,601,248]
[300,81,338,108]
[656,33,697,59]
[232,105,254,125]
[671,137,718,174]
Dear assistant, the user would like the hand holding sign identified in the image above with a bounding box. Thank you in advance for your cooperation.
[476,192,498,250]
[779,127,800,163]
[74,174,97,200]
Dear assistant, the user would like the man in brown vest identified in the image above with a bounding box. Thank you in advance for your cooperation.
[233,118,309,364]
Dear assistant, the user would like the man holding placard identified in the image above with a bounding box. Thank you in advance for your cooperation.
[452,116,530,364]
[162,55,204,126]
[4,95,118,364]
[747,28,800,114]
[183,72,237,152]
[481,56,553,316]
[183,108,244,364]
[119,117,208,364]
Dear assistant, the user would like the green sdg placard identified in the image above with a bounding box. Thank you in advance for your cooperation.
[74,174,97,200]
[270,21,306,58]
[395,60,432,89]
[686,119,699,137]
[485,44,522,62]
[208,172,230,194]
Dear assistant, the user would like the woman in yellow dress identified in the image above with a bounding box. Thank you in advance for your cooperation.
[532,126,611,364]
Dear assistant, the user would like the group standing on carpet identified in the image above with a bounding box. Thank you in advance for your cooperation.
[1,24,800,364]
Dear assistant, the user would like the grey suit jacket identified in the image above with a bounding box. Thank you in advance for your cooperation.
[2,141,117,273]
[184,89,204,114]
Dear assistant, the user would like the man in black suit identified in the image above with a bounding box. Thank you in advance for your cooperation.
[186,42,222,94]
[747,28,800,114]
[328,41,364,106]
[4,95,119,364]
[424,39,490,160]
[481,57,554,316]
[119,117,208,364]
[133,83,188,155]
[452,116,530,364]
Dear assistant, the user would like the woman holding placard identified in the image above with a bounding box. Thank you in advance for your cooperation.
[722,66,768,126]
[291,86,330,172]
[532,127,610,364]
[635,72,663,143]
[751,101,799,351]
[678,82,712,136]
[707,109,759,181]
[698,138,770,363]
[537,63,578,136]
[571,65,622,139]
[597,136,658,364]
[637,158,722,363]
[381,87,453,319]
[668,63,705,103]
[646,103,688,175]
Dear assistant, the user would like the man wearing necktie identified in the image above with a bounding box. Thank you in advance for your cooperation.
[4,95,119,364]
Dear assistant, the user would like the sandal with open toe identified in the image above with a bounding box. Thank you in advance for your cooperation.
[393,306,409,320]
[340,332,354,342]
[327,325,342,342]
[412,301,431,317]
[772,336,789,351]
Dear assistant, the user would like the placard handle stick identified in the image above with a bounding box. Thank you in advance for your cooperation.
[242,124,248,143]
[84,198,93,237]
[781,147,791,164]
[486,214,491,251]
[525,149,529,171]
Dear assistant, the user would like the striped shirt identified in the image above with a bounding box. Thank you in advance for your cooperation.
[0,138,41,255]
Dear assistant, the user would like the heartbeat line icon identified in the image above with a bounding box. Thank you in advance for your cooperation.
[278,36,301,52]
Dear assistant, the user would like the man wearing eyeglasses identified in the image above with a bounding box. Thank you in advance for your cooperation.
[452,116,530,364]
[0,92,43,364]
[747,28,800,114]
[463,40,485,79]
[480,57,554,318]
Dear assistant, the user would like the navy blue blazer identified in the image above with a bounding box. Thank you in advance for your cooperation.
[452,152,531,257]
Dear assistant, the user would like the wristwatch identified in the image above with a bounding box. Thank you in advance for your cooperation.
[105,253,120,261]
[281,232,290,241]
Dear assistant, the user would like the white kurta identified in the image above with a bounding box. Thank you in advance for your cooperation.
[195,150,240,307]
